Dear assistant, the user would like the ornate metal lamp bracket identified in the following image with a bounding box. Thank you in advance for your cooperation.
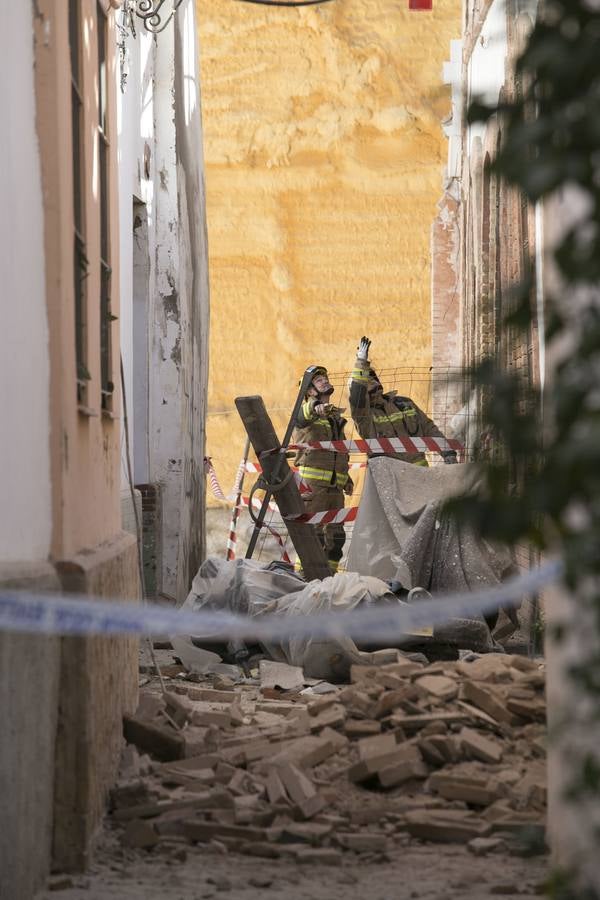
[124,0,185,35]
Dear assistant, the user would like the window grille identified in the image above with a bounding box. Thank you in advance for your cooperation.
[69,0,89,404]
[97,2,114,411]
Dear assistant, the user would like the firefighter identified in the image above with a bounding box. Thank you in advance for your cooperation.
[349,337,458,465]
[293,366,353,574]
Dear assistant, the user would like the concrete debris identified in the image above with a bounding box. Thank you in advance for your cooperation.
[47,876,75,892]
[122,819,160,849]
[115,652,547,856]
[259,661,305,692]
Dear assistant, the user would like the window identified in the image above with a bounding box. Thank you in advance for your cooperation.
[97,2,114,412]
[69,0,88,404]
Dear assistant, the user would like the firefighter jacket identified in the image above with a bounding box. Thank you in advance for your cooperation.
[349,356,456,465]
[293,398,351,490]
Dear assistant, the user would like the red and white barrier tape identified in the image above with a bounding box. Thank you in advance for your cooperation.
[238,495,279,514]
[204,458,228,502]
[207,456,354,562]
[287,436,463,455]
[227,458,247,502]
[287,505,359,526]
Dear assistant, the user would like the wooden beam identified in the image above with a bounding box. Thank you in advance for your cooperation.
[235,395,331,581]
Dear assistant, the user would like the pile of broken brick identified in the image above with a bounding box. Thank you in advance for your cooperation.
[113,650,546,864]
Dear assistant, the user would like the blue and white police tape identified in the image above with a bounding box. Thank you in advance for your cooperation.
[0,559,562,644]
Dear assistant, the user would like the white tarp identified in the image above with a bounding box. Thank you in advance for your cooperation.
[174,557,405,681]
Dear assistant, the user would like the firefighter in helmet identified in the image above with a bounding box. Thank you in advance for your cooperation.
[349,337,458,465]
[293,366,353,574]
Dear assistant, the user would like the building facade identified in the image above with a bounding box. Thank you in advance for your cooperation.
[434,0,600,884]
[432,0,541,452]
[196,0,462,536]
[117,0,210,603]
[0,2,209,897]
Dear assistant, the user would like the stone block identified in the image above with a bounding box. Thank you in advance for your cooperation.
[295,848,342,865]
[505,697,545,722]
[415,674,458,702]
[357,732,397,761]
[123,715,185,762]
[428,772,503,806]
[460,682,521,726]
[265,769,288,805]
[188,688,236,704]
[121,819,159,849]
[418,738,447,768]
[267,735,336,769]
[375,688,411,718]
[164,691,192,727]
[377,745,428,788]
[338,686,377,718]
[259,661,304,692]
[459,727,503,764]
[183,821,267,844]
[191,709,232,728]
[277,764,324,819]
[336,833,386,852]
[344,719,382,738]
[404,809,491,843]
[388,711,469,733]
[349,743,423,784]
[309,704,346,732]
[280,822,332,845]
[307,695,338,717]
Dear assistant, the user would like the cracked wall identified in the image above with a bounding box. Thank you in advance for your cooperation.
[196,0,462,499]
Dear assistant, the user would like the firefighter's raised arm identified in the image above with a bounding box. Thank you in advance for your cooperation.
[349,336,375,438]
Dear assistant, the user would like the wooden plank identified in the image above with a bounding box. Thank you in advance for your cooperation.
[235,395,331,581]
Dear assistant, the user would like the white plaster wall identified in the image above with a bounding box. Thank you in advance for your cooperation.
[466,0,508,155]
[117,3,209,599]
[151,24,185,599]
[466,0,539,157]
[117,25,156,489]
[0,3,51,563]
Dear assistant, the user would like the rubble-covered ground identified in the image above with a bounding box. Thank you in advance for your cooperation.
[40,648,549,899]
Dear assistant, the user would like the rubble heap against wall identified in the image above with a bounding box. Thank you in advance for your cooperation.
[113,650,546,862]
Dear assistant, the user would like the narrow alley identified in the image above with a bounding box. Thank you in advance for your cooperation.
[40,648,548,900]
[2,0,600,898]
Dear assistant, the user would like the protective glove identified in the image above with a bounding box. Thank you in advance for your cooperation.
[357,336,371,361]
[314,403,333,416]
[443,452,458,464]
[343,477,354,497]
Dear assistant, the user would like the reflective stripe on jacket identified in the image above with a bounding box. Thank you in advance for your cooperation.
[298,465,349,487]
[293,397,350,489]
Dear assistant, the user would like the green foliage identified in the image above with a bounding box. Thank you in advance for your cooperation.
[455,0,600,586]
[455,6,600,891]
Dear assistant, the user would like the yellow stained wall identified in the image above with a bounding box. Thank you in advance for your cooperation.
[197,0,461,502]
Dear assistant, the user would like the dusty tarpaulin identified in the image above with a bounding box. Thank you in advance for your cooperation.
[345,459,516,647]
[173,557,405,681]
[346,459,514,587]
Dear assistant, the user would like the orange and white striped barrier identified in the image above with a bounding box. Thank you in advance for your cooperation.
[286,436,463,455]
[204,457,228,502]
[286,506,359,526]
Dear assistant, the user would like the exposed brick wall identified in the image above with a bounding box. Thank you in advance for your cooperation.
[432,0,543,646]
[431,187,463,439]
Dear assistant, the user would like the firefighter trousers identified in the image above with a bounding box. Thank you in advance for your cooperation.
[302,484,346,565]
